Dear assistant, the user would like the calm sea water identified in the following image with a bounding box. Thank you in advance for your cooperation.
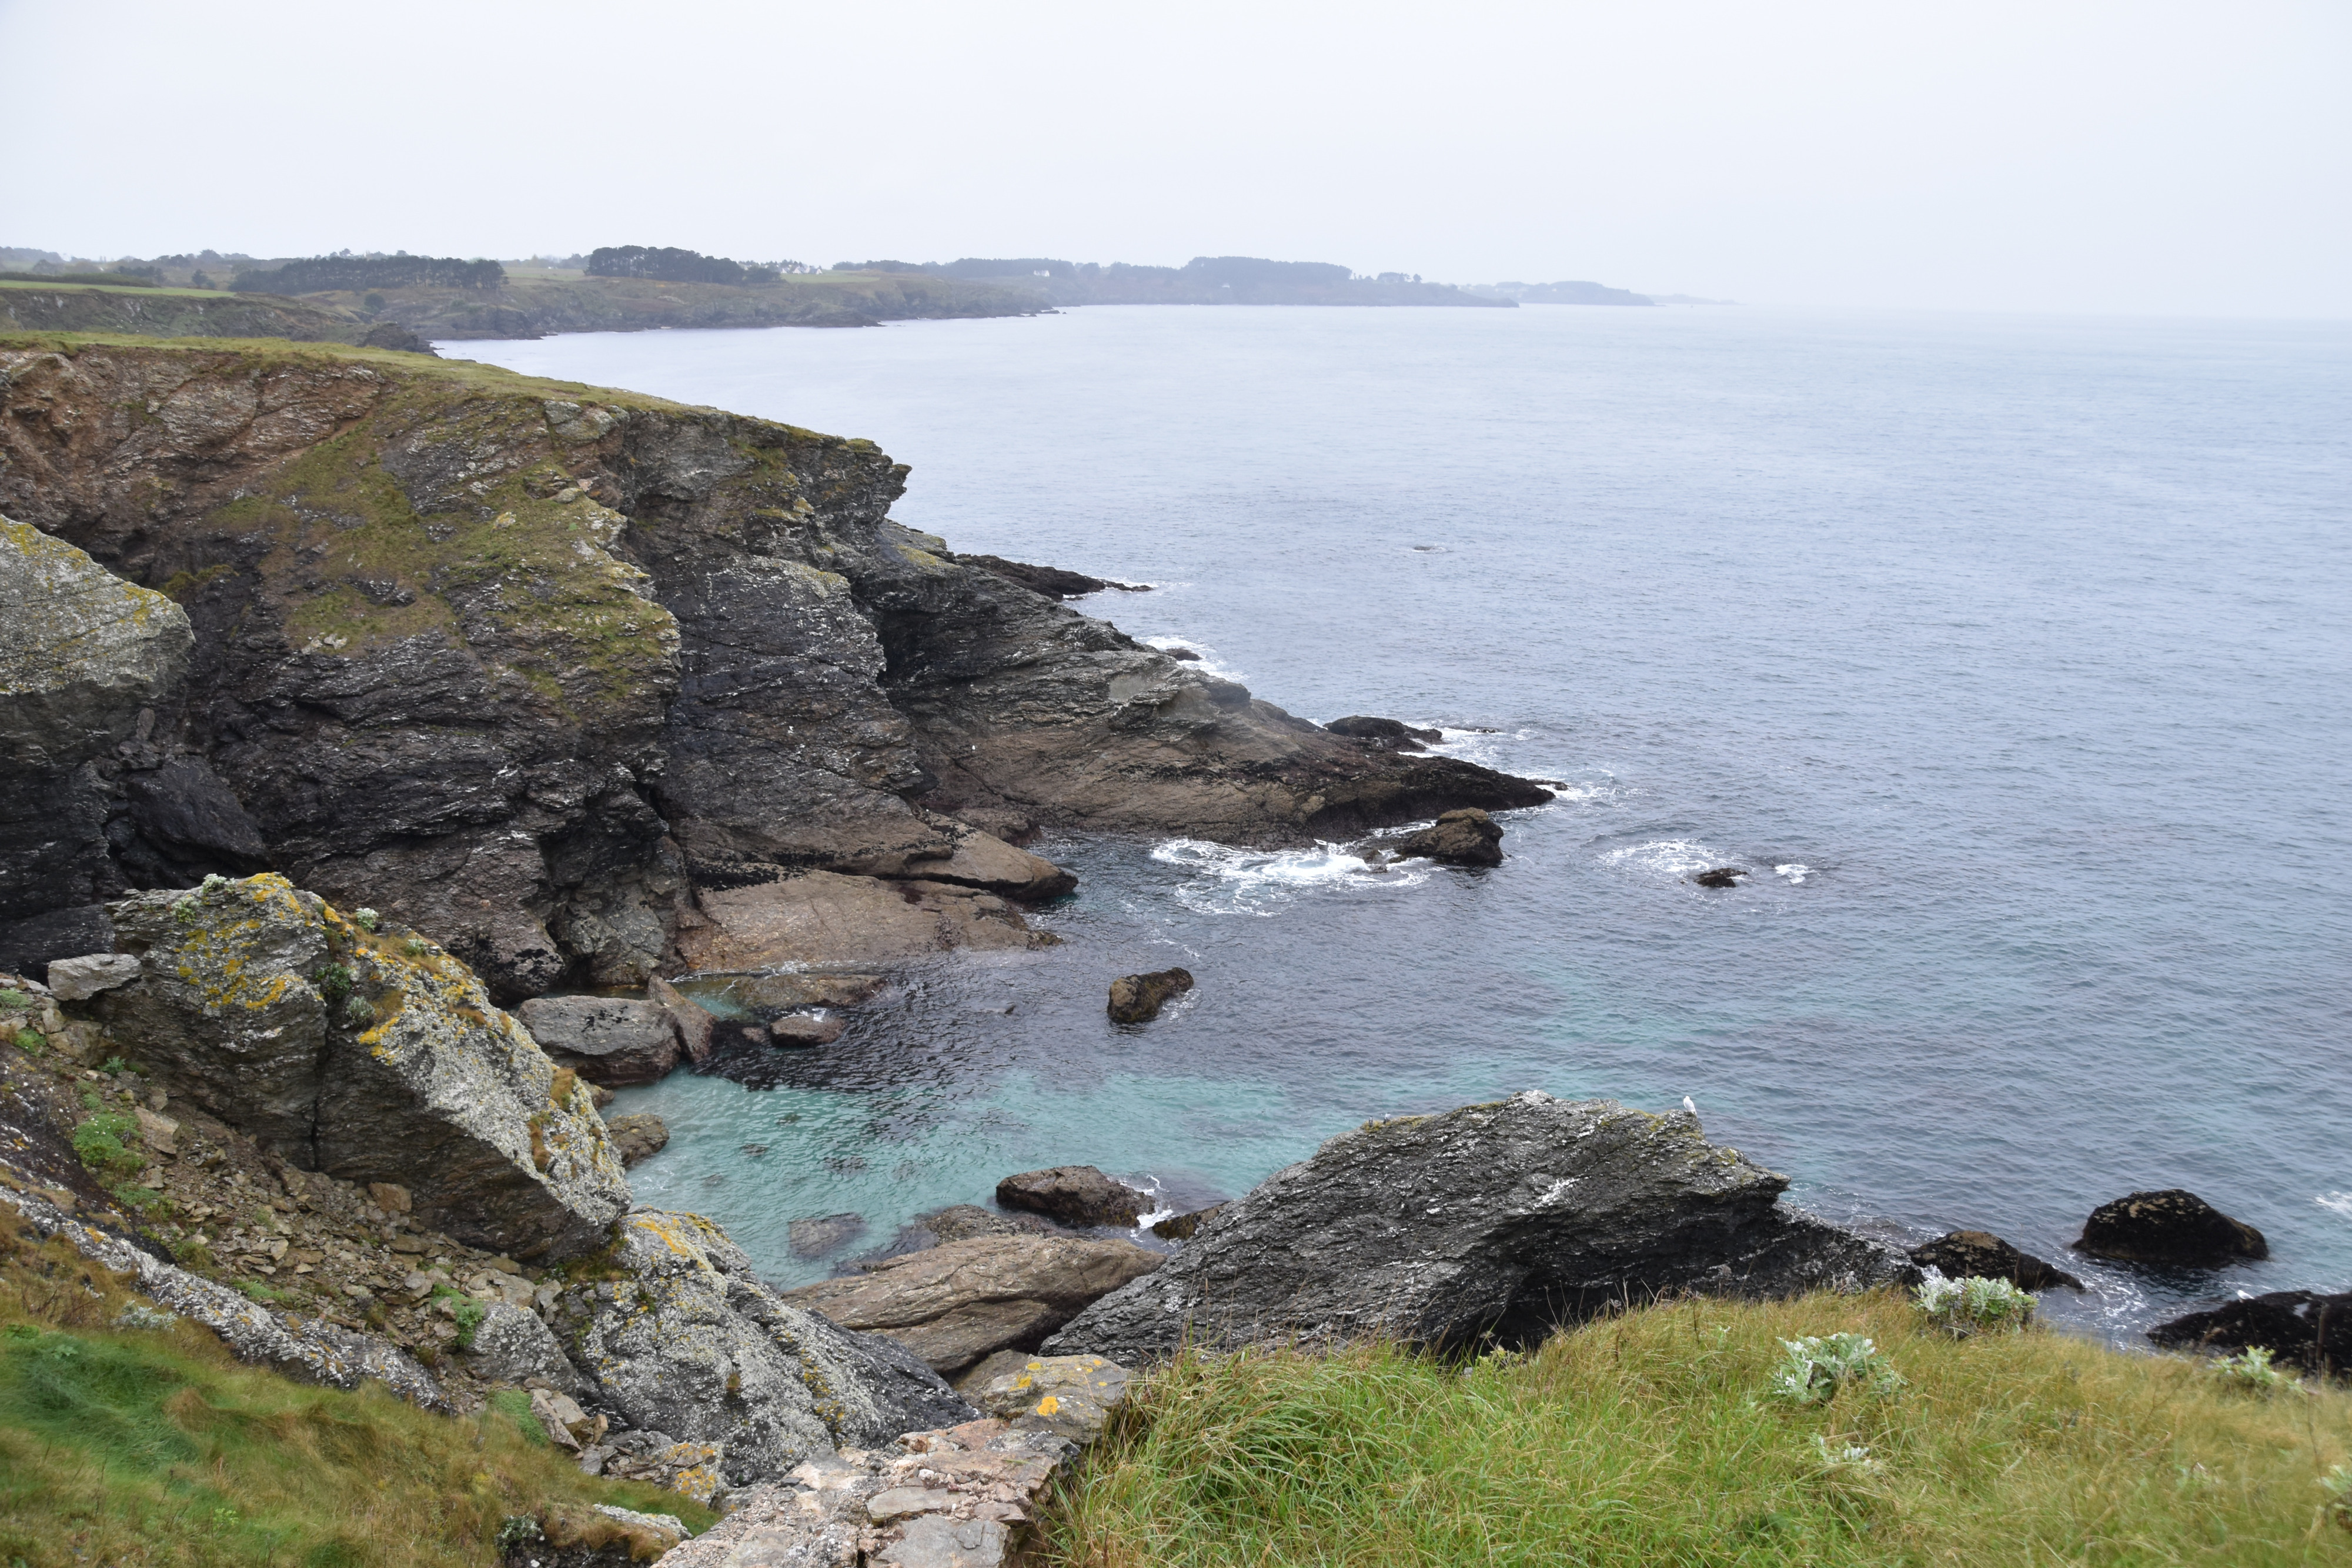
[457,304,2352,1339]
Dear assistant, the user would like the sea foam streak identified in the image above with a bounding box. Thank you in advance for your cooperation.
[1152,838,1431,916]
[2318,1192,2352,1219]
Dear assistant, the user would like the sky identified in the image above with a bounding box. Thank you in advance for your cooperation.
[3,0,2346,316]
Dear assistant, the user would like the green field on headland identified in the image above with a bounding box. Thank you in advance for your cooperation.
[1044,1293,2352,1567]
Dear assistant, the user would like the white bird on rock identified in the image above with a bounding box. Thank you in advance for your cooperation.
[1682,1096,1699,1115]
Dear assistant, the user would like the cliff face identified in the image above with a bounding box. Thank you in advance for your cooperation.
[0,282,364,343]
[0,336,1546,996]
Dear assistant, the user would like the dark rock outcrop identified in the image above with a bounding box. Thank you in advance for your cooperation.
[1693,867,1746,888]
[1910,1230,2084,1291]
[780,1234,1162,1374]
[1326,716,1442,751]
[950,553,1142,599]
[606,1112,669,1167]
[2076,1189,2268,1266]
[1042,1092,1918,1362]
[0,341,1549,999]
[1107,967,1193,1024]
[356,320,435,354]
[2148,1290,2352,1374]
[0,517,193,974]
[997,1165,1150,1229]
[1151,1203,1225,1241]
[1388,808,1505,867]
[515,995,679,1086]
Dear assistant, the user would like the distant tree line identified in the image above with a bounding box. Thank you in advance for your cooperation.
[232,253,505,293]
[585,246,813,285]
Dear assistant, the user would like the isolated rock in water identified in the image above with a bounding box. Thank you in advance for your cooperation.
[1389,808,1505,868]
[1151,1203,1226,1241]
[1163,646,1201,661]
[789,1212,868,1257]
[606,1112,669,1168]
[2147,1289,2352,1373]
[1693,867,1746,888]
[998,1165,1150,1229]
[674,870,1050,971]
[974,1353,1135,1444]
[1043,1092,1917,1363]
[42,952,141,1002]
[1911,1229,2084,1291]
[767,1012,846,1047]
[557,1209,974,1486]
[464,1300,581,1395]
[1325,716,1442,751]
[0,516,193,973]
[516,995,679,1087]
[2076,1189,2269,1266]
[1107,967,1193,1024]
[781,1235,1163,1375]
[93,874,629,1260]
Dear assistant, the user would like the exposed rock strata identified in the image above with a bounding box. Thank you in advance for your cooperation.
[780,1235,1162,1374]
[1043,1092,1918,1362]
[0,339,1546,998]
[91,874,630,1259]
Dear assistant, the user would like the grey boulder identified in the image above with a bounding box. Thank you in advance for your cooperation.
[1043,1091,1917,1362]
[558,1209,975,1487]
[42,952,142,1001]
[996,1165,1148,1228]
[464,1300,581,1395]
[516,995,679,1087]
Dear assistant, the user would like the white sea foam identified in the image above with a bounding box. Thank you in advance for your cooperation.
[1601,839,1722,879]
[1141,634,1246,683]
[1775,863,1812,884]
[2318,1192,2352,1219]
[1151,837,1432,916]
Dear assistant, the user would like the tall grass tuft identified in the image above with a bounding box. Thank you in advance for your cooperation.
[1044,1292,2352,1566]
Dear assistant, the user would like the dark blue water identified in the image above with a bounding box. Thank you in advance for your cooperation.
[459,305,2352,1339]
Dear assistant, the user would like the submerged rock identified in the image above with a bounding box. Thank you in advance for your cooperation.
[1325,716,1442,751]
[1106,967,1193,1024]
[92,874,629,1259]
[516,995,679,1087]
[790,1212,869,1257]
[767,1012,846,1047]
[606,1112,669,1167]
[1388,808,1506,867]
[558,1209,975,1488]
[2148,1289,2352,1373]
[781,1235,1162,1375]
[997,1165,1150,1229]
[1910,1229,2083,1291]
[2075,1189,2268,1266]
[1043,1092,1917,1363]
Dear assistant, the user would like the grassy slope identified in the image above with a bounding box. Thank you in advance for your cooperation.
[291,271,1047,337]
[0,1221,716,1568]
[1047,1292,2352,1567]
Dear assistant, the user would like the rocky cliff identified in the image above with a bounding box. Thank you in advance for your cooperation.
[0,336,1548,994]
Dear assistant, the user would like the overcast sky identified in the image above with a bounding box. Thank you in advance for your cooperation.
[5,0,2346,316]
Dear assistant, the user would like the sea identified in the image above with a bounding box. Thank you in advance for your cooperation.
[453,302,2352,1342]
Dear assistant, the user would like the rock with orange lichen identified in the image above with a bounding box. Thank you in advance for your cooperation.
[91,872,629,1259]
[555,1208,974,1489]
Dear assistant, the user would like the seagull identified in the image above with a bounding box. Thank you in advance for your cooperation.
[1682,1096,1699,1115]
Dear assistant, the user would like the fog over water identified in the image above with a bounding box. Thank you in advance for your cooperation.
[458,303,2352,1340]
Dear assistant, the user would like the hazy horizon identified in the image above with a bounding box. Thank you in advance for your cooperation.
[3,0,2346,319]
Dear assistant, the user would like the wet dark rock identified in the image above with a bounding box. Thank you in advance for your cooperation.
[606,1112,669,1168]
[1325,716,1442,751]
[1107,967,1193,1024]
[997,1165,1149,1229]
[951,554,1145,599]
[2076,1189,2268,1266]
[1693,867,1746,888]
[1389,808,1505,868]
[767,1012,847,1047]
[790,1212,868,1257]
[1151,1204,1226,1241]
[1043,1092,1919,1363]
[1910,1229,2084,1291]
[1162,646,1201,661]
[514,995,679,1087]
[2147,1290,2352,1374]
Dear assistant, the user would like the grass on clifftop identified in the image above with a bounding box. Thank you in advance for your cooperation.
[1044,1292,2352,1567]
[0,1222,714,1567]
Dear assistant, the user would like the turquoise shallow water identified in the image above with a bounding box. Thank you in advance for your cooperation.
[458,305,2352,1339]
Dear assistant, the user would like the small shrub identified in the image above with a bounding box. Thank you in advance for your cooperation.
[1768,1334,1903,1406]
[1916,1274,2036,1337]
[172,896,199,925]
[111,1182,168,1216]
[172,1236,214,1269]
[115,1303,179,1332]
[72,1112,146,1178]
[355,908,379,932]
[2321,1464,2352,1529]
[2208,1345,2294,1396]
[1811,1434,1885,1480]
[342,995,375,1028]
[315,963,353,1007]
[11,1025,44,1056]
[404,938,429,956]
[201,873,232,894]
[496,1515,545,1550]
[101,1055,129,1076]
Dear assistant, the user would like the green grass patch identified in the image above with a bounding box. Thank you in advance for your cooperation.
[1045,1292,2352,1567]
[0,1224,714,1566]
